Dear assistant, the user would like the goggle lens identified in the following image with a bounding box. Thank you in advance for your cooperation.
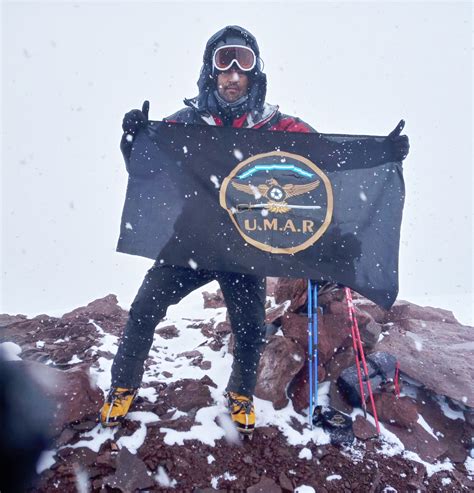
[213,45,256,71]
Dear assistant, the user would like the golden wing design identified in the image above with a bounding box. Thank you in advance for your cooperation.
[283,180,320,199]
[231,181,270,198]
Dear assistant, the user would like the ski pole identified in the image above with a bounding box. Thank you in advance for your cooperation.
[308,279,313,428]
[344,287,367,416]
[345,287,380,433]
[312,282,319,413]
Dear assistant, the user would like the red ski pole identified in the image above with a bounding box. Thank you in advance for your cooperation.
[344,288,380,434]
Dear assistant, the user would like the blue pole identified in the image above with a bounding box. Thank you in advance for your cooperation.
[313,283,319,411]
[308,279,313,428]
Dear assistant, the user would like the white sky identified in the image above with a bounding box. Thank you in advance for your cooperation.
[1,1,473,324]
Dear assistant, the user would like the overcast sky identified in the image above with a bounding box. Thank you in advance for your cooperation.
[1,1,473,324]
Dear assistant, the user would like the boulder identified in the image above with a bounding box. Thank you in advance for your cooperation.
[377,319,474,406]
[265,301,291,325]
[288,362,326,414]
[386,300,459,325]
[255,336,305,410]
[274,278,307,312]
[369,393,418,428]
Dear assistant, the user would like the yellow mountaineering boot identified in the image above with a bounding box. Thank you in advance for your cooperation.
[226,391,255,435]
[100,387,138,427]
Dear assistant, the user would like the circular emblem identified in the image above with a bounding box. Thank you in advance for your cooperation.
[219,151,333,254]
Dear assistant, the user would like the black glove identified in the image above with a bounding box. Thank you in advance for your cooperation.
[122,100,150,135]
[388,119,410,161]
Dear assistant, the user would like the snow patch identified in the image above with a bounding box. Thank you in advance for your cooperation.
[298,447,312,460]
[155,466,177,488]
[326,474,342,481]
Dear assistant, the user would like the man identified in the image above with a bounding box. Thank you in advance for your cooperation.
[100,25,409,434]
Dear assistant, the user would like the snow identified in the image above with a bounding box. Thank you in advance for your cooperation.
[295,486,316,493]
[233,148,243,160]
[326,474,342,481]
[416,414,438,440]
[298,447,312,460]
[36,340,45,348]
[155,466,177,488]
[465,456,474,477]
[36,449,57,474]
[211,472,237,489]
[207,454,215,464]
[0,341,22,360]
[117,411,160,453]
[441,477,452,486]
[210,175,220,189]
[67,354,82,364]
[188,258,198,270]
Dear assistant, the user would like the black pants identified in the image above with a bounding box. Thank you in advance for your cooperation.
[111,263,267,398]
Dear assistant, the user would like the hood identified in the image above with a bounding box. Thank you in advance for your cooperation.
[190,25,267,117]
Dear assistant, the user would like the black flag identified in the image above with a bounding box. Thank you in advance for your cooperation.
[117,122,405,309]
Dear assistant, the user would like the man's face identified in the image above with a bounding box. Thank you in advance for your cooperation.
[216,67,249,103]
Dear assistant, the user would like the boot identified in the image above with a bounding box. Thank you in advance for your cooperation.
[225,391,255,435]
[100,387,137,427]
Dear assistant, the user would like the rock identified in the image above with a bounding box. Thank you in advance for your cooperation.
[156,325,179,339]
[61,294,127,322]
[0,314,28,329]
[102,447,154,492]
[278,471,293,492]
[359,320,382,349]
[369,393,418,428]
[318,314,352,365]
[386,301,459,325]
[162,379,212,412]
[385,421,449,462]
[247,476,282,493]
[215,321,231,335]
[177,350,202,359]
[274,278,307,312]
[202,289,225,309]
[328,381,353,414]
[200,375,217,388]
[280,312,308,348]
[255,336,305,409]
[265,301,291,324]
[377,319,474,406]
[288,362,326,413]
[266,277,279,297]
[353,415,378,440]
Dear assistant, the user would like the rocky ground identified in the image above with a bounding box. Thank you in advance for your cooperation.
[0,279,473,492]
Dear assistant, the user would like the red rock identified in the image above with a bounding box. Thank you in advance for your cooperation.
[247,476,282,493]
[318,314,352,365]
[255,336,305,410]
[156,324,179,339]
[102,447,154,492]
[280,312,308,348]
[202,289,225,309]
[386,300,459,324]
[61,294,127,322]
[378,319,474,406]
[369,393,418,428]
[266,277,280,297]
[274,278,307,312]
[162,379,212,412]
[265,301,291,324]
[353,415,378,440]
[288,362,326,413]
[385,421,449,462]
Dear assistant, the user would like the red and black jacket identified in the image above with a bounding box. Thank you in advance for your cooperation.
[164,98,317,134]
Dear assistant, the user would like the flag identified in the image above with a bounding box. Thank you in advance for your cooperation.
[117,121,405,309]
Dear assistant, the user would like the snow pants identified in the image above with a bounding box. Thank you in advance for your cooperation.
[111,263,267,398]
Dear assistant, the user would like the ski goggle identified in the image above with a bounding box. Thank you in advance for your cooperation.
[212,45,257,72]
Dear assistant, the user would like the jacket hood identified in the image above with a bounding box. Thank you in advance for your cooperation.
[192,25,267,117]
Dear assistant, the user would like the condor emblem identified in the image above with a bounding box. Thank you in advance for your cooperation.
[219,151,333,254]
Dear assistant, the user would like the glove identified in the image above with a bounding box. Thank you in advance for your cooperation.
[388,119,410,161]
[122,100,150,136]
